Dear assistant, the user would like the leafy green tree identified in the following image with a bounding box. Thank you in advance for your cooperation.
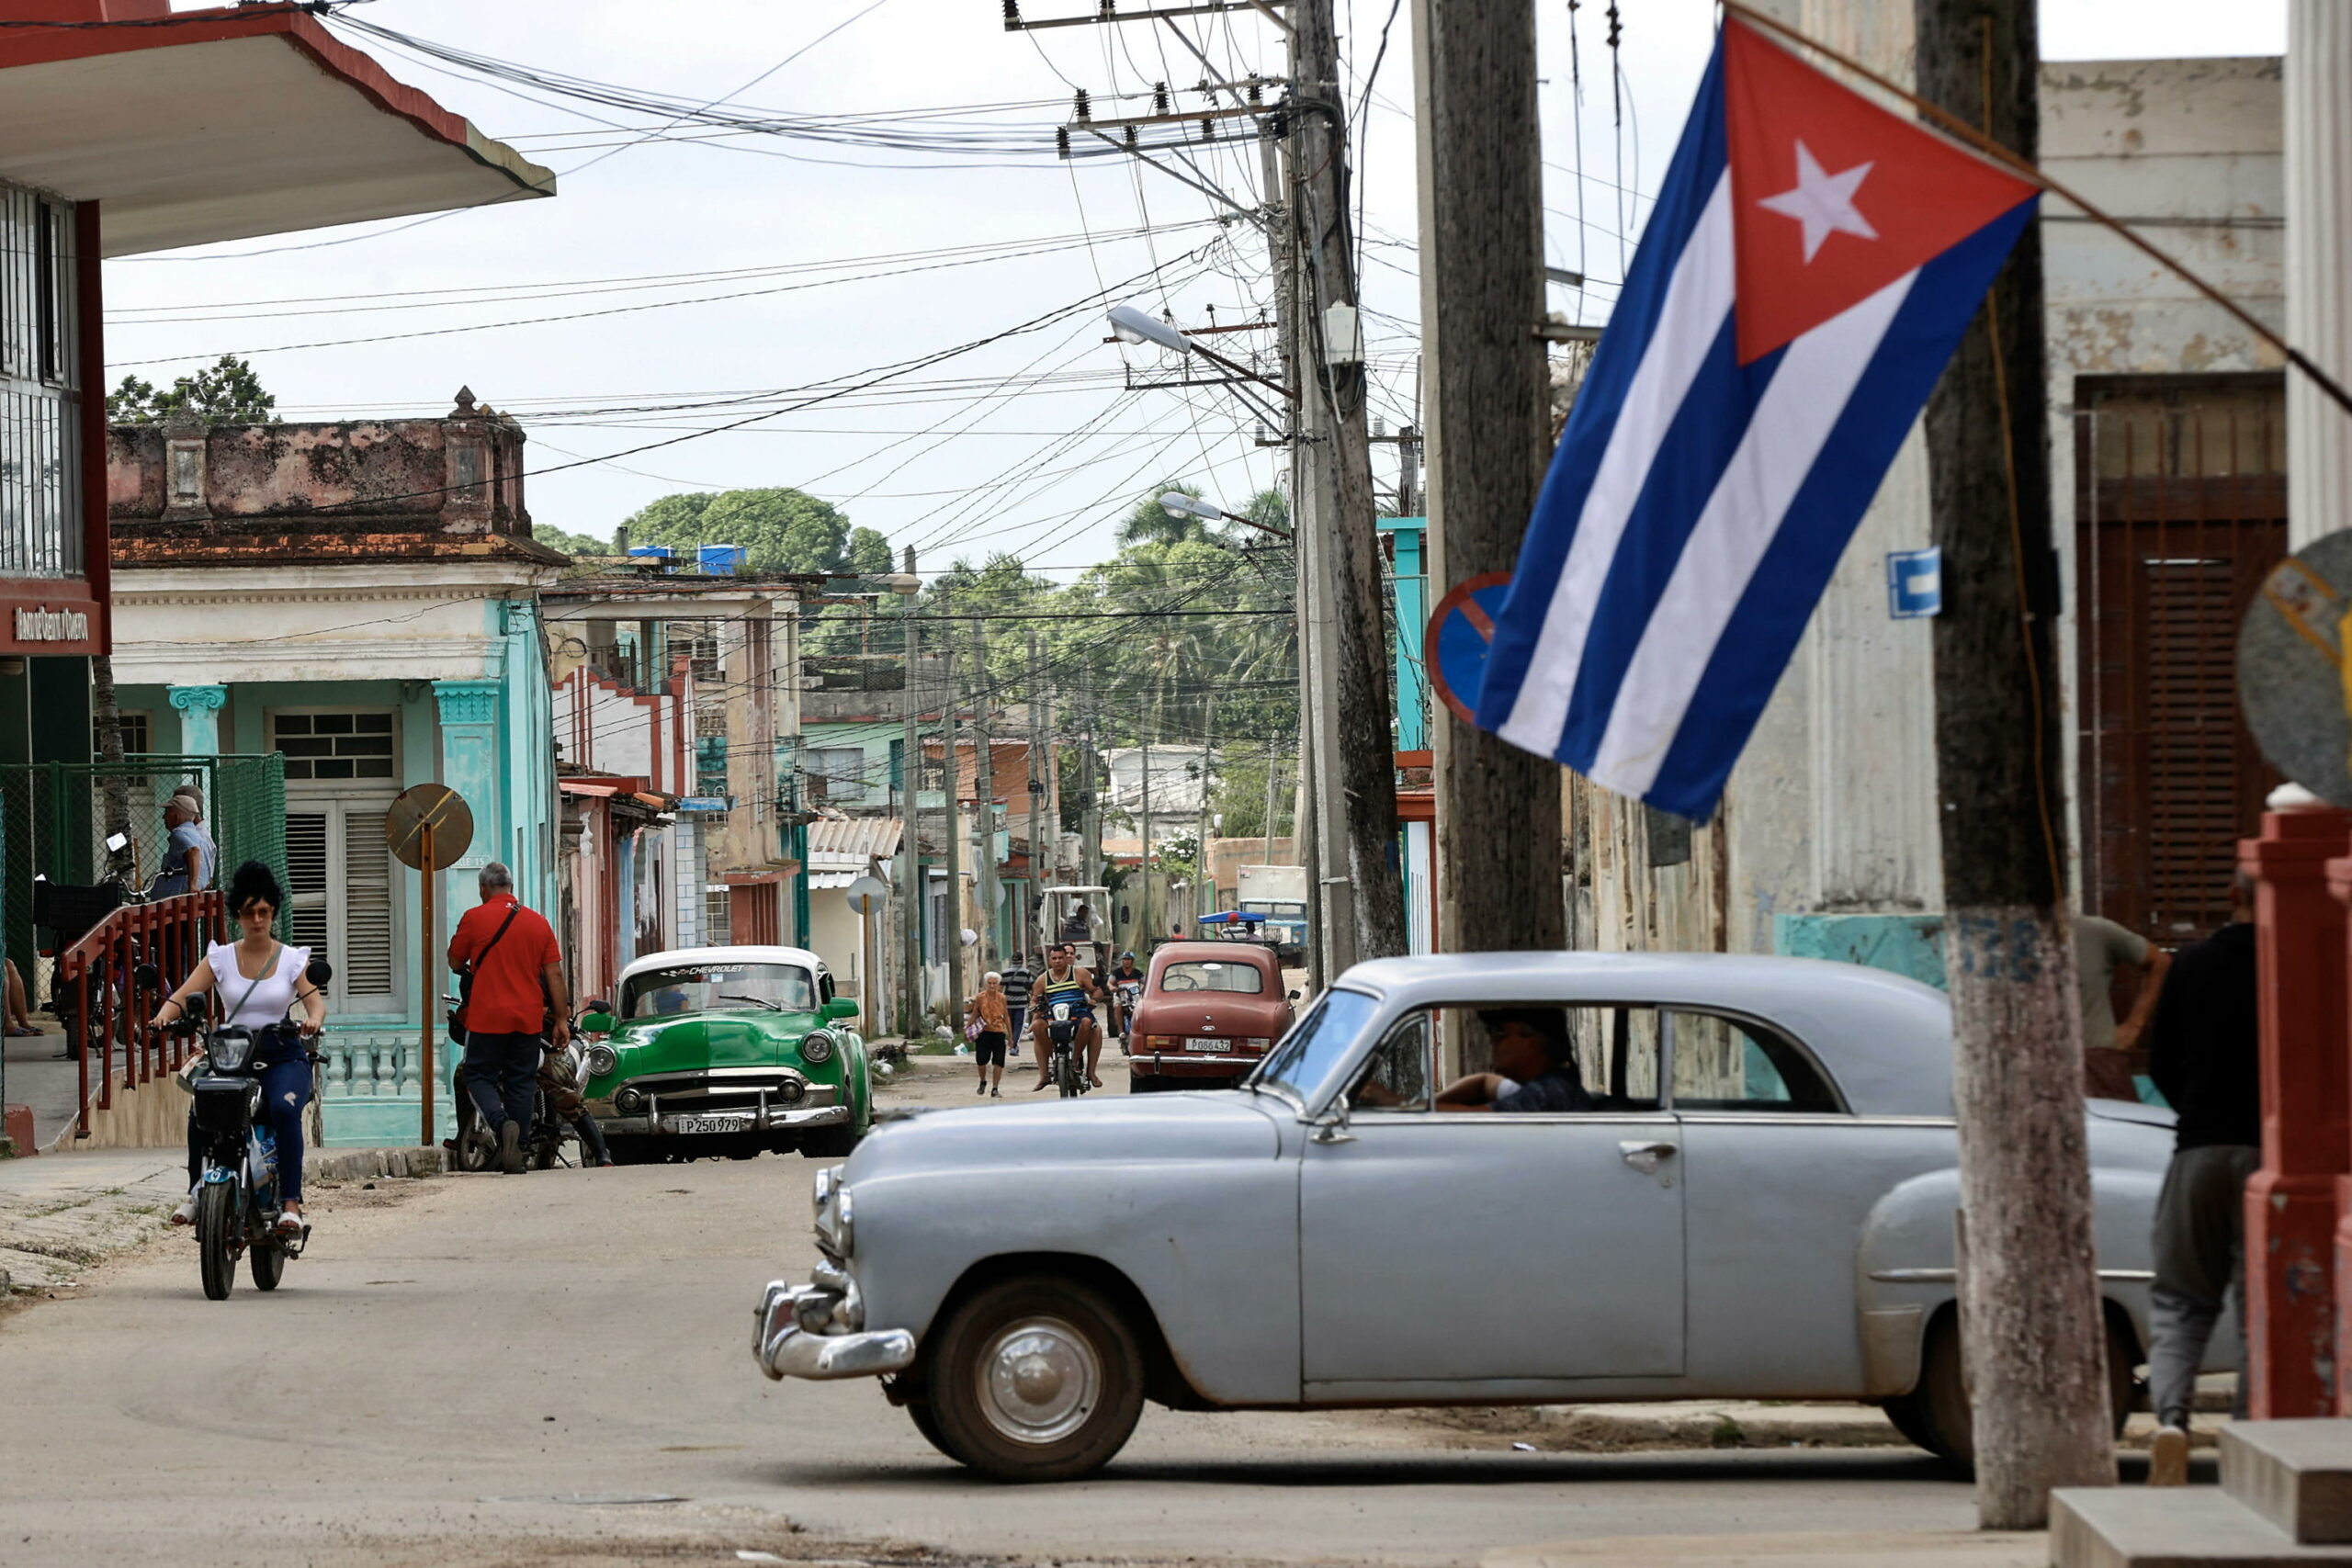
[846,526,894,575]
[107,354,277,423]
[533,523,614,558]
[621,487,863,574]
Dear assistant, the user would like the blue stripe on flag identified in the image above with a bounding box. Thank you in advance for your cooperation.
[1639,198,2040,819]
[1475,39,1729,730]
[1553,321,1787,771]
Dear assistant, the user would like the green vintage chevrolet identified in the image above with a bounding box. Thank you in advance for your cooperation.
[578,944,872,1165]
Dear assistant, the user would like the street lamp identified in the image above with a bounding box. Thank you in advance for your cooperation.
[1106,304,1295,402]
[1160,490,1292,542]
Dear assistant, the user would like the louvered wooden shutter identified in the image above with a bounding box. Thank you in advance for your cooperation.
[286,810,330,953]
[341,807,395,999]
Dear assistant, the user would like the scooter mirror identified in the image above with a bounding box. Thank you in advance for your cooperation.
[131,962,163,991]
[305,958,334,987]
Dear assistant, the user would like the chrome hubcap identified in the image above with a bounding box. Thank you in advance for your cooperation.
[976,1315,1101,1445]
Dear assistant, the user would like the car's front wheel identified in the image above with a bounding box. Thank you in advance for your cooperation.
[922,1274,1145,1482]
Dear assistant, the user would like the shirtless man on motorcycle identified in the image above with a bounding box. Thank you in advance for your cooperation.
[1027,942,1105,1090]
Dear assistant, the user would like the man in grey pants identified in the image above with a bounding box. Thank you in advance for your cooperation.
[2143,873,2261,1486]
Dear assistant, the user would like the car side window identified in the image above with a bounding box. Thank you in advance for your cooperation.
[1668,1010,1843,1112]
[1346,1010,1432,1112]
[1418,1004,1663,1112]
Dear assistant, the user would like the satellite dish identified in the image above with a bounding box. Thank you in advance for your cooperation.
[2241,529,2352,809]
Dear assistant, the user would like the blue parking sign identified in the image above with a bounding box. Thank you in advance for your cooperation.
[1886,547,1941,619]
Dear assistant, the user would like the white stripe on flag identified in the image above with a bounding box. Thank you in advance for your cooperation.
[1498,173,1737,759]
[1584,268,1920,801]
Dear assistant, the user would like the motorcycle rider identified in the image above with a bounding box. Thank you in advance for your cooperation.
[1107,951,1146,1041]
[152,862,327,1231]
[1028,942,1104,1090]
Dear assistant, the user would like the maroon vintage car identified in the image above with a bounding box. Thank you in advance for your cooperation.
[1125,940,1295,1092]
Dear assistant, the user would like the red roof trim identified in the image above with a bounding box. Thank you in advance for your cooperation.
[0,6,476,155]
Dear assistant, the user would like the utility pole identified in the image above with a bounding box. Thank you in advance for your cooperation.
[1027,627,1045,951]
[1916,0,2112,1526]
[1291,0,1407,968]
[1138,728,1154,949]
[898,547,923,1036]
[1081,678,1102,891]
[1193,692,1219,923]
[940,601,967,1020]
[1410,0,1564,982]
[970,611,999,972]
[1261,755,1279,869]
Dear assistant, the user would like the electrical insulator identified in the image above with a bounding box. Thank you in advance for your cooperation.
[1153,82,1170,115]
[1057,127,1072,158]
[1001,0,1021,27]
[1199,117,1216,141]
[1073,88,1091,122]
[1246,78,1262,104]
[1125,125,1140,148]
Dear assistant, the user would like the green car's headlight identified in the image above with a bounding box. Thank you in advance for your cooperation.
[799,1031,835,1065]
[584,1043,618,1078]
[615,1086,647,1114]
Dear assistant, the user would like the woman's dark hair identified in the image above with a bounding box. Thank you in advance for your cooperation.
[227,860,284,917]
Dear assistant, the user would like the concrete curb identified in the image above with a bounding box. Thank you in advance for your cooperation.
[306,1146,447,1183]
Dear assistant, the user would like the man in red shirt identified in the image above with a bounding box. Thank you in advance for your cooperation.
[447,861,570,1174]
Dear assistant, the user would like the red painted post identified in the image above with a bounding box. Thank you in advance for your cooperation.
[2245,807,2352,1418]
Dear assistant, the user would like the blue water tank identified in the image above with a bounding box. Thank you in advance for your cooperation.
[698,544,749,575]
[626,545,673,559]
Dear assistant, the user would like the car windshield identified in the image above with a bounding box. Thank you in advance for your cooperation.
[1159,961,1263,995]
[620,962,815,1019]
[1250,987,1379,1103]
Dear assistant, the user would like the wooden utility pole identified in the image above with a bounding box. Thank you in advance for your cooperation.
[899,547,923,1035]
[1292,0,1407,966]
[1410,0,1564,979]
[1915,0,2113,1525]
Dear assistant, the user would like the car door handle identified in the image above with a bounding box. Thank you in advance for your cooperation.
[1618,1140,1678,1175]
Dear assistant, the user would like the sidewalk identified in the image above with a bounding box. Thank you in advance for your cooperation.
[1486,1530,2046,1566]
[4,1022,83,1154]
[0,1145,447,1293]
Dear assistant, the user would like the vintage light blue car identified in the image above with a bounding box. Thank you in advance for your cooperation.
[752,953,2189,1482]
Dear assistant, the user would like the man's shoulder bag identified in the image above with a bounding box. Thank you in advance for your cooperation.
[453,903,521,1037]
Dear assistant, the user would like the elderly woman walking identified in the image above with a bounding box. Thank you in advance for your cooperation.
[966,972,1011,1099]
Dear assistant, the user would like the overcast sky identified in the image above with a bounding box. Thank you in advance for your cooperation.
[110,0,2284,578]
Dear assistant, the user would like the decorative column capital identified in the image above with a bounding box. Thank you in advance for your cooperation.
[166,683,228,715]
[433,680,502,727]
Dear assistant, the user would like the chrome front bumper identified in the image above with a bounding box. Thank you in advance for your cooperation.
[1130,1053,1260,1069]
[602,1104,850,1137]
[752,1272,916,1382]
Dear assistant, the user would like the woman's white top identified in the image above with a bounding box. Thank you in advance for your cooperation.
[205,942,313,1028]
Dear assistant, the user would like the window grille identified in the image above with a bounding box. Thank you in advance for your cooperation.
[272,711,396,781]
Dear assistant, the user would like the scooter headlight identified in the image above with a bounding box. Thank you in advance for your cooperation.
[799,1031,834,1065]
[208,1031,254,1073]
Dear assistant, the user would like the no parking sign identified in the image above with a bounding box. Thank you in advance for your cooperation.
[1423,572,1514,725]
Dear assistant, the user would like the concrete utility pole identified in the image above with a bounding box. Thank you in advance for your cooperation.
[970,611,999,971]
[1410,0,1564,978]
[1915,0,2114,1526]
[1027,627,1045,947]
[2288,0,2352,554]
[1138,729,1154,949]
[1291,0,1407,969]
[940,603,967,1019]
[1081,679,1103,890]
[1194,692,1219,923]
[898,547,923,1035]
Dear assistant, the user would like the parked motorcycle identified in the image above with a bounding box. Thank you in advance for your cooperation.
[445,994,594,1171]
[1045,998,1089,1099]
[168,958,333,1302]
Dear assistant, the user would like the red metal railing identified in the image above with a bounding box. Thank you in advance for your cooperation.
[53,892,225,1138]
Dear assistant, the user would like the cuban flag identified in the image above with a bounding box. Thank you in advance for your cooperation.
[1473,17,2039,820]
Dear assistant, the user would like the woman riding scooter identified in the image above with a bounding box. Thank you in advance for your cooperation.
[152,862,326,1233]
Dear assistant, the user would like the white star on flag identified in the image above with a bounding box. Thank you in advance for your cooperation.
[1757,140,1877,263]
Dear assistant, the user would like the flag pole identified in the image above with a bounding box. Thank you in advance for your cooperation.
[1721,0,2352,419]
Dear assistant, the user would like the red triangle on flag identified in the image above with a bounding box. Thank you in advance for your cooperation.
[1723,17,2037,365]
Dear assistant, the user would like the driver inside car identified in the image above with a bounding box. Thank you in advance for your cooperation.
[1433,1009,1593,1113]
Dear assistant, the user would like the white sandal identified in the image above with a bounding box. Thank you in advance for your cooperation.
[171,1191,198,1226]
[275,1211,304,1235]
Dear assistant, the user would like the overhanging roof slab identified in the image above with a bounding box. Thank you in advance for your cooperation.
[0,7,551,255]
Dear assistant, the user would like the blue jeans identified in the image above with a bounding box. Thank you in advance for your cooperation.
[185,1053,311,1204]
[465,1031,542,1134]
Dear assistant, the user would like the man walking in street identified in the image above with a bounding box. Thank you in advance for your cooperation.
[2075,910,2170,1100]
[448,862,570,1174]
[999,951,1034,1062]
[2143,872,2261,1486]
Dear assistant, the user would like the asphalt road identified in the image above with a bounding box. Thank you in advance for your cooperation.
[0,1054,2024,1568]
